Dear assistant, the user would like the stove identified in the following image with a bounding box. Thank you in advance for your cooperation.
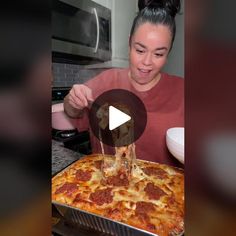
[52,87,71,103]
[52,128,92,155]
[52,87,92,155]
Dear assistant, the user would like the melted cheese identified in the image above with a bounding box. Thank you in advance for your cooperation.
[52,154,184,236]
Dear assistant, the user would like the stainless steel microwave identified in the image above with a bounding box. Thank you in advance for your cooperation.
[52,0,111,64]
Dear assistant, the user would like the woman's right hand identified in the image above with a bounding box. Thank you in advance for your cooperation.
[67,84,94,110]
[64,84,94,118]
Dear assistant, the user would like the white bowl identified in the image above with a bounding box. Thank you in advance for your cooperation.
[166,127,184,164]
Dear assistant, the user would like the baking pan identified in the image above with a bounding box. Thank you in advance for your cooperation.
[53,201,184,236]
[52,156,184,236]
[53,201,157,236]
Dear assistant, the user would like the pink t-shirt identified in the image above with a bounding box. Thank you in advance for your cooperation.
[76,68,184,167]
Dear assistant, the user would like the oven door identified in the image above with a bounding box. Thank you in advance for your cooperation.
[52,0,111,62]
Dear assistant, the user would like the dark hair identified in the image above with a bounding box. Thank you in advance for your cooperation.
[130,0,181,51]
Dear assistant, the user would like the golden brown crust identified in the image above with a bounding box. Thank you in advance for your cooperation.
[52,154,184,236]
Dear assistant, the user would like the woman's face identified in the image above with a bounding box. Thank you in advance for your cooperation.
[129,23,172,90]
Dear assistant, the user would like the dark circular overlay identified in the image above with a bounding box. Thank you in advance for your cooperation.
[88,89,147,147]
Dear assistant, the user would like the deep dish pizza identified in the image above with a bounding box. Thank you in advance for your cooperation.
[52,153,184,236]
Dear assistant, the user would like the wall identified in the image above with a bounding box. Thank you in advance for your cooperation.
[52,63,105,87]
[163,2,184,78]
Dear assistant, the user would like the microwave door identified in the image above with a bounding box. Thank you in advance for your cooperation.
[52,0,111,62]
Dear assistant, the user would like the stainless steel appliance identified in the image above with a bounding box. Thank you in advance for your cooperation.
[52,0,111,64]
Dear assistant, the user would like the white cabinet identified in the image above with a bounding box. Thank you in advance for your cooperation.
[88,0,137,68]
[111,0,136,63]
[163,3,184,77]
[92,0,111,9]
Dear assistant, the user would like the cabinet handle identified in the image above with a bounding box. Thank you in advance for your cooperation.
[93,8,100,53]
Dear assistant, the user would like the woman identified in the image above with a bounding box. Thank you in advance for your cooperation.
[64,0,183,167]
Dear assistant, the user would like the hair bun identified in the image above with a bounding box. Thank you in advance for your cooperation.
[138,0,151,11]
[138,0,181,18]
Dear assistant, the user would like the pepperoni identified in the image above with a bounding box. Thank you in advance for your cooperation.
[55,182,77,194]
[142,167,167,179]
[75,169,92,181]
[105,173,129,186]
[144,183,166,200]
[94,160,102,169]
[89,188,113,206]
[135,201,155,214]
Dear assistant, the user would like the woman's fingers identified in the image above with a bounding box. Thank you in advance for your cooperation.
[70,87,86,108]
[68,84,93,109]
[85,86,94,103]
[68,98,81,110]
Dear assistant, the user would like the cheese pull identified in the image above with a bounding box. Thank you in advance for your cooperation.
[101,144,137,184]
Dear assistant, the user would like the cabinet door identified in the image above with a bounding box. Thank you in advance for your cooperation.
[112,0,136,60]
[92,0,111,9]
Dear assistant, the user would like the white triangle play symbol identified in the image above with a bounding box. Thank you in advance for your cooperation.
[109,106,131,131]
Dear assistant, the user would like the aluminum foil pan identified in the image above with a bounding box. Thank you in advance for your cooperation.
[53,201,184,236]
[54,201,157,236]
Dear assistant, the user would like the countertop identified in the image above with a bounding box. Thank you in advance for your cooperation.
[52,139,82,176]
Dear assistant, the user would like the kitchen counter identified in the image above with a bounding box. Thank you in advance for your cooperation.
[52,139,82,176]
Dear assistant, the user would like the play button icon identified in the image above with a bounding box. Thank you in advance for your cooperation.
[89,89,147,147]
[109,106,131,131]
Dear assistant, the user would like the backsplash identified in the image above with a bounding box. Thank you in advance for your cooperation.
[52,63,105,87]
